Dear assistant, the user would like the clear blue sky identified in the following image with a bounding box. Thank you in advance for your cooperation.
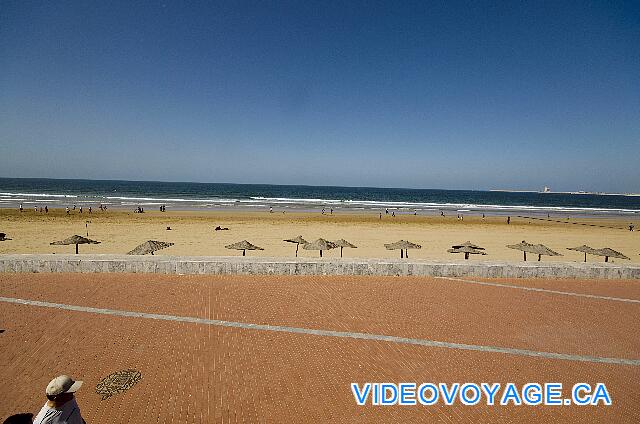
[1,1,638,192]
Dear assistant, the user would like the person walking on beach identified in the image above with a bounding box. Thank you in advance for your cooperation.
[630,223,635,232]
[88,207,91,214]
[33,375,86,424]
[79,207,82,214]
[45,206,48,213]
[66,207,70,215]
[19,203,23,212]
[507,216,511,224]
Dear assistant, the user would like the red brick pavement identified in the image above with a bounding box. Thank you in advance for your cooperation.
[1,273,639,423]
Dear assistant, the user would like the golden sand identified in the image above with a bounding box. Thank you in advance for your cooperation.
[0,209,638,263]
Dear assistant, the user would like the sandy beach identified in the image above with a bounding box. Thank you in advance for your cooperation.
[1,208,638,263]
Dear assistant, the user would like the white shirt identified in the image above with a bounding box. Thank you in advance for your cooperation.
[33,398,85,424]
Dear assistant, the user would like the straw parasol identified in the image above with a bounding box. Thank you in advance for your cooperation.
[50,235,100,254]
[592,248,629,263]
[225,240,264,256]
[384,240,422,259]
[302,238,337,257]
[283,235,307,257]
[128,240,174,255]
[332,239,357,258]
[451,241,485,250]
[507,240,562,261]
[448,244,486,260]
[567,245,599,262]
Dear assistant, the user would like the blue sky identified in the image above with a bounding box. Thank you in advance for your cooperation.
[1,1,638,192]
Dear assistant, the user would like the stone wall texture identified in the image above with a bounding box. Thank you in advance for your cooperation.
[0,254,639,279]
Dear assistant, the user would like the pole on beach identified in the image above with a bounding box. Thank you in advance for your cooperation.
[75,244,79,254]
[523,252,527,261]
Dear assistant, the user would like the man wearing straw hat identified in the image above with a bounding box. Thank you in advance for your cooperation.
[33,375,86,424]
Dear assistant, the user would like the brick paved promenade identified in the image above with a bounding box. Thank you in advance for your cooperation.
[1,273,639,422]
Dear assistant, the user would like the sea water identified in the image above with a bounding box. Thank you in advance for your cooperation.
[1,178,639,218]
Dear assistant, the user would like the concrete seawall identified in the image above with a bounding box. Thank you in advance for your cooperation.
[1,254,639,279]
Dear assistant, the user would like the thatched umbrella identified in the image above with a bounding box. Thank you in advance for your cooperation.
[332,239,357,258]
[592,248,629,263]
[302,238,337,257]
[448,245,487,260]
[225,240,264,256]
[451,241,485,250]
[128,240,174,255]
[50,235,100,254]
[384,240,422,259]
[507,240,562,262]
[567,245,599,262]
[283,235,307,257]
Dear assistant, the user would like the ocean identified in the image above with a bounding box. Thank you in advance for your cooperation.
[1,178,639,218]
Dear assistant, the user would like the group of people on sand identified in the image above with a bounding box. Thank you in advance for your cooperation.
[21,204,105,215]
[21,204,50,214]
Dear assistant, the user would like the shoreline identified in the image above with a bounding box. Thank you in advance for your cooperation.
[2,203,640,219]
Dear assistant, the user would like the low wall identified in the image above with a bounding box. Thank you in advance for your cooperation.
[0,254,639,279]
